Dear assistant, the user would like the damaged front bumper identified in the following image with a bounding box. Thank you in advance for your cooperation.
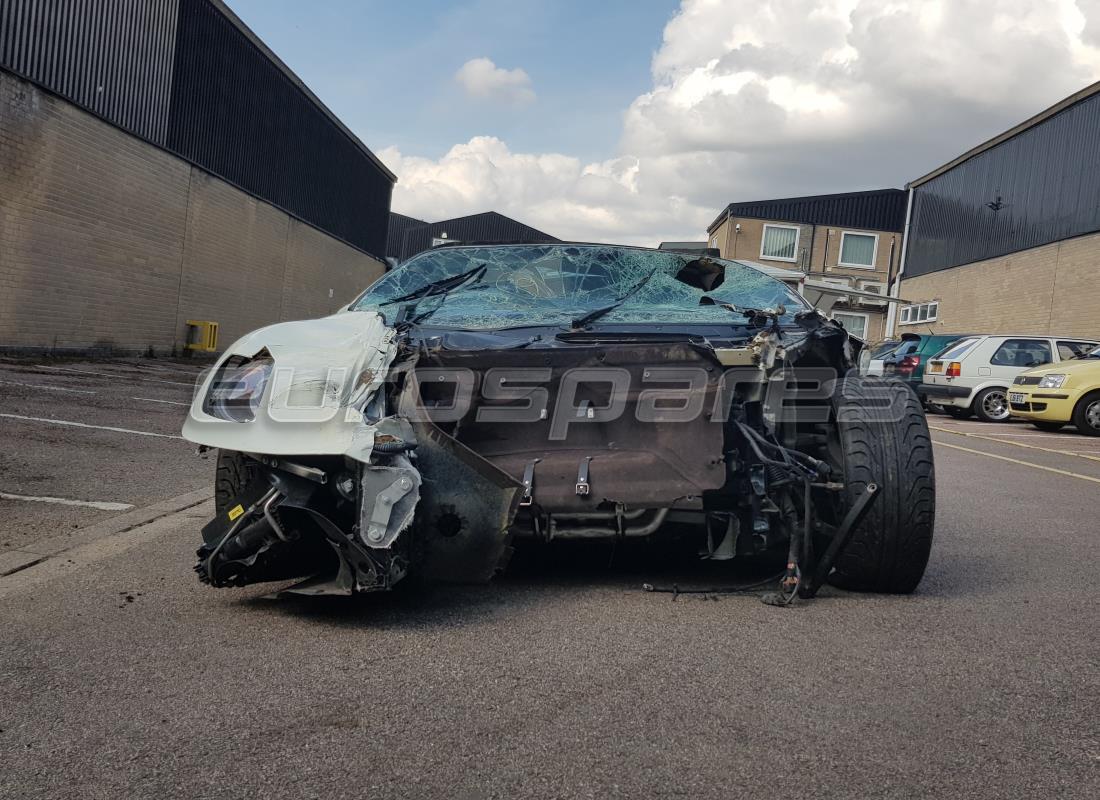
[195,424,523,596]
[183,306,857,596]
[184,311,527,594]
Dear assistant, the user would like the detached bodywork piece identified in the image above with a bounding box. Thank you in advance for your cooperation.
[183,244,935,599]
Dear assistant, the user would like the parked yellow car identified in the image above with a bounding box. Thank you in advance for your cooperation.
[1009,344,1100,434]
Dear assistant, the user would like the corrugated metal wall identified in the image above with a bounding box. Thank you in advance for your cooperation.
[717,190,908,234]
[397,212,560,261]
[0,0,393,260]
[906,92,1100,278]
[0,0,178,142]
[166,0,392,258]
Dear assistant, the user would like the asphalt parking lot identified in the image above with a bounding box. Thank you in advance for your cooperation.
[2,360,1099,799]
[0,357,212,569]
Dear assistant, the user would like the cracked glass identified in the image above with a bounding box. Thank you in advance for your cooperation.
[352,244,810,329]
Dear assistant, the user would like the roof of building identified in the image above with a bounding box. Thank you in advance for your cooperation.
[391,211,559,262]
[658,241,709,251]
[707,189,908,235]
[910,79,1100,188]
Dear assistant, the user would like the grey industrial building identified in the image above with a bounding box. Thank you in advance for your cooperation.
[893,81,1100,340]
[1,0,395,353]
[385,211,559,264]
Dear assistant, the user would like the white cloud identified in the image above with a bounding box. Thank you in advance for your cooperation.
[391,1,1100,245]
[453,57,535,105]
[380,137,709,246]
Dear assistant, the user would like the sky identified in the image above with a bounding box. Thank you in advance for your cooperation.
[225,0,1100,246]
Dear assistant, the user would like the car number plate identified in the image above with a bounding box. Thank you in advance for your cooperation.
[1009,392,1026,404]
[928,363,943,374]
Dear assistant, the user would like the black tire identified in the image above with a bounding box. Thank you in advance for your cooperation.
[1031,421,1065,433]
[1072,391,1100,436]
[214,450,262,516]
[973,387,1011,423]
[828,376,935,594]
[943,407,972,420]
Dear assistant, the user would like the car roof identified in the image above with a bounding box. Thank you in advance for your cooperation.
[900,332,976,345]
[955,333,1099,341]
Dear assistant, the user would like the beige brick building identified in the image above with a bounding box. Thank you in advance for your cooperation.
[707,190,907,342]
[894,81,1100,341]
[0,0,393,354]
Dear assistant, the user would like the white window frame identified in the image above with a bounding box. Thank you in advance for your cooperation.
[759,223,800,263]
[832,311,871,339]
[837,231,879,270]
[709,235,719,249]
[899,301,939,325]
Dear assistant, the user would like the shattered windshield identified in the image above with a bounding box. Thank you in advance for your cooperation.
[353,244,810,329]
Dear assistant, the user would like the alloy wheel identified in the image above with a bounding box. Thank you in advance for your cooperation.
[982,390,1010,421]
[1087,399,1100,431]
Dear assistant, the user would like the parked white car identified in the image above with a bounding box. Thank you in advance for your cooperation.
[919,335,1099,422]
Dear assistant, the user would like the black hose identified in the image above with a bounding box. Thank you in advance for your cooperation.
[736,423,816,479]
[642,571,786,597]
[738,423,828,476]
[372,439,417,454]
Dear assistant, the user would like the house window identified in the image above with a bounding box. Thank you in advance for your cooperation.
[760,224,799,262]
[899,302,939,325]
[838,232,878,269]
[833,311,869,339]
[709,235,719,249]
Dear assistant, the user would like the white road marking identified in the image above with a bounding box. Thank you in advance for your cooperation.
[0,492,134,512]
[132,397,190,407]
[117,361,206,374]
[933,440,1100,485]
[0,380,98,395]
[947,431,1098,441]
[33,365,195,387]
[954,432,1062,437]
[0,413,184,439]
[929,424,1100,464]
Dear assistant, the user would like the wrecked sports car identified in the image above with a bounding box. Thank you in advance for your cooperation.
[182,244,935,601]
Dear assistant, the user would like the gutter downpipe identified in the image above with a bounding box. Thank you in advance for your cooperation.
[724,207,734,258]
[885,186,916,338]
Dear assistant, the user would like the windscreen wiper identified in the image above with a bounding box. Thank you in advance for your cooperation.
[380,264,487,307]
[570,270,658,329]
[384,264,487,328]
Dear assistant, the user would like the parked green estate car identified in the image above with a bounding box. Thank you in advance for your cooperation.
[883,332,976,402]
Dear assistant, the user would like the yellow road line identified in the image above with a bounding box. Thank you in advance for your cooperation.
[928,424,1100,464]
[933,440,1100,485]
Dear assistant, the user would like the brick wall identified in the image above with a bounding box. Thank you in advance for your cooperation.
[0,70,386,353]
[899,232,1100,339]
[282,220,377,321]
[709,214,895,343]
